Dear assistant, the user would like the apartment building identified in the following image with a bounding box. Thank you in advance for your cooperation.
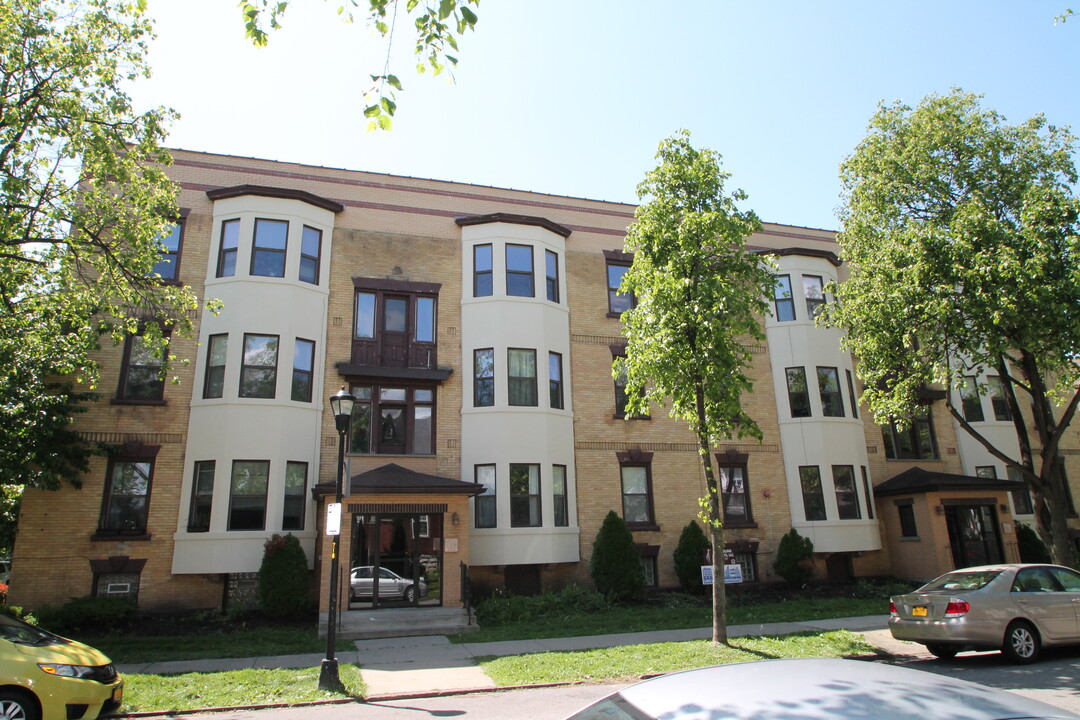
[10,149,1073,633]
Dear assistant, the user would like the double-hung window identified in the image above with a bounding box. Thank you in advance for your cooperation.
[607,262,632,314]
[832,465,861,520]
[203,334,227,399]
[861,467,874,520]
[774,275,795,321]
[508,349,538,406]
[553,465,568,527]
[99,458,153,535]
[803,275,825,318]
[216,219,240,277]
[240,334,279,398]
[510,464,542,527]
[291,338,315,402]
[474,349,494,406]
[845,370,859,419]
[299,226,321,284]
[349,384,436,455]
[799,466,827,521]
[475,464,496,528]
[882,410,938,459]
[228,460,269,531]
[549,352,564,409]
[282,461,307,531]
[506,244,534,297]
[152,221,184,281]
[251,219,288,277]
[987,376,1012,421]
[474,244,493,297]
[786,367,811,418]
[619,452,655,528]
[719,464,752,524]
[545,250,560,302]
[188,461,215,532]
[118,334,167,402]
[817,367,844,417]
[961,376,985,422]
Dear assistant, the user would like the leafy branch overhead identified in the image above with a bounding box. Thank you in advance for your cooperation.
[238,0,479,130]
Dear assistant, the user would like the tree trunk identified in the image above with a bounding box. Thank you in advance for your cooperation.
[695,385,727,644]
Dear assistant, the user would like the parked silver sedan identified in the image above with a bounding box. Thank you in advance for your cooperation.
[890,563,1080,663]
[349,566,427,603]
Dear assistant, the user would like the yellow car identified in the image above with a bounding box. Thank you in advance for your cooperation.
[0,612,122,720]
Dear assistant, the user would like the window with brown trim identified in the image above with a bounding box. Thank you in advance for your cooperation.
[99,458,153,536]
[719,463,752,525]
[545,249,560,303]
[216,218,240,277]
[506,244,534,297]
[861,466,874,520]
[618,451,656,529]
[881,410,938,459]
[799,465,827,521]
[607,261,632,315]
[549,351,564,409]
[832,465,861,520]
[510,463,542,527]
[803,275,825,318]
[291,338,315,402]
[299,225,322,284]
[352,279,439,369]
[240,334,279,399]
[203,334,227,399]
[117,334,167,403]
[774,275,795,321]
[348,384,436,455]
[152,220,184,281]
[474,244,493,297]
[786,367,811,418]
[817,367,844,417]
[553,464,568,527]
[188,460,214,532]
[508,348,538,406]
[228,460,269,531]
[250,218,288,277]
[282,461,307,530]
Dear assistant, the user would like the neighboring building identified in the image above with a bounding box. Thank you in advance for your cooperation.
[10,150,1080,634]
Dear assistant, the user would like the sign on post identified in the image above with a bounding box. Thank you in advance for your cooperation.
[326,503,341,536]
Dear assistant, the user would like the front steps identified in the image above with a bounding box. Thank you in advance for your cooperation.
[321,606,478,640]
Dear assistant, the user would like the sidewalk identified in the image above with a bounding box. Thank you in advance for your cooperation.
[117,615,910,700]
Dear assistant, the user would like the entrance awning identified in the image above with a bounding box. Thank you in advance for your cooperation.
[873,466,1024,497]
[314,463,483,497]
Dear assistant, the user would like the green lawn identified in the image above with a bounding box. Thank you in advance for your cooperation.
[105,594,887,713]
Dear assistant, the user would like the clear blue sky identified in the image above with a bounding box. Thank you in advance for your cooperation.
[131,1,1080,231]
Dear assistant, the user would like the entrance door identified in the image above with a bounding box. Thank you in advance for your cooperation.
[348,513,443,609]
[945,504,1004,568]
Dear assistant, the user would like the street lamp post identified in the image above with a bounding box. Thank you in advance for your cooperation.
[319,386,354,692]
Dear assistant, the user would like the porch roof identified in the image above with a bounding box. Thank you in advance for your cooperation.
[873,466,1024,498]
[314,463,482,496]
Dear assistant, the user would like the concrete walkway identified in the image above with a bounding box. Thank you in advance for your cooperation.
[116,615,902,700]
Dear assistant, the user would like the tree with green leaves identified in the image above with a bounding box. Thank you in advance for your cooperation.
[824,89,1080,568]
[619,131,776,643]
[0,0,201,491]
[238,0,479,130]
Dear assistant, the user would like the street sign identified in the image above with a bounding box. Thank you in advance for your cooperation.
[326,503,341,536]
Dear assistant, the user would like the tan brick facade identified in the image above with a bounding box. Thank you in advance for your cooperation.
[10,149,1080,621]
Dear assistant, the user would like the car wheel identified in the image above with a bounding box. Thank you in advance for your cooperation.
[1002,620,1040,664]
[0,690,40,720]
[926,644,959,660]
[404,585,417,603]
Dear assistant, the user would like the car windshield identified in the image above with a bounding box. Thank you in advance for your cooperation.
[0,613,63,646]
[919,570,1001,592]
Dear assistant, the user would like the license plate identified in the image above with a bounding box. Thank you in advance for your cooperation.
[912,606,928,617]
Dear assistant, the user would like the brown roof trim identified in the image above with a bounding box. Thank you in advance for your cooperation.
[603,249,633,263]
[205,184,345,213]
[753,247,843,267]
[352,277,441,294]
[455,212,572,238]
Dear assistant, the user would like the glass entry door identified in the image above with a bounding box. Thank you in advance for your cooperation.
[945,504,1004,569]
[348,513,443,609]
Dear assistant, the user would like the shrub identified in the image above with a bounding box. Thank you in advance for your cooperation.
[1016,522,1052,563]
[773,528,815,586]
[34,596,137,635]
[257,533,311,618]
[673,520,710,595]
[475,584,609,625]
[589,510,645,603]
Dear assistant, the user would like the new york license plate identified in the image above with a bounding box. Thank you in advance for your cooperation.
[912,606,928,617]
